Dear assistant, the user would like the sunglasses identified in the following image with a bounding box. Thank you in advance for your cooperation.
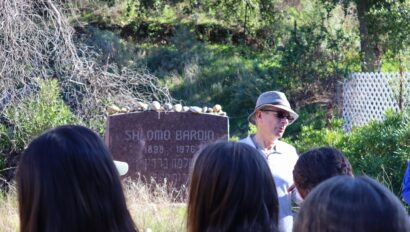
[260,109,294,121]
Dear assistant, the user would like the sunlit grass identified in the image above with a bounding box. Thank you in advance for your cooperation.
[0,186,19,232]
[125,178,187,231]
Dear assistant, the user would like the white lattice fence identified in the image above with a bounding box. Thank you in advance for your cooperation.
[343,72,410,131]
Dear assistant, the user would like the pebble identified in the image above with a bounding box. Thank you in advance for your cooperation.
[120,107,129,113]
[190,106,202,113]
[137,102,148,111]
[164,103,173,111]
[174,104,183,112]
[107,104,121,115]
[213,104,222,113]
[150,101,161,111]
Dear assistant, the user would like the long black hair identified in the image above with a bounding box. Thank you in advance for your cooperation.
[187,141,279,232]
[17,125,137,232]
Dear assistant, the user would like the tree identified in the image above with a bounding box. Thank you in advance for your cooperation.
[323,0,410,72]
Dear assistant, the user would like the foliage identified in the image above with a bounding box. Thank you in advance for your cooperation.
[107,0,284,32]
[141,26,276,135]
[0,79,80,189]
[287,109,410,197]
[346,110,410,196]
[284,103,341,139]
[367,1,410,59]
[322,0,410,71]
[286,117,346,154]
[2,79,79,152]
[276,1,360,103]
[130,0,360,136]
[74,0,366,137]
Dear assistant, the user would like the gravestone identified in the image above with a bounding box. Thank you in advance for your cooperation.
[105,111,228,188]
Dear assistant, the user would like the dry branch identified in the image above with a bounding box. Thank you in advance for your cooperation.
[0,0,173,130]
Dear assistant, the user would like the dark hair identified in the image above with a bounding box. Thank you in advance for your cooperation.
[187,142,279,232]
[17,125,137,232]
[293,147,353,198]
[294,176,410,232]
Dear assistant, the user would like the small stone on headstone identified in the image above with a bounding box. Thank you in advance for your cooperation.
[151,101,161,112]
[164,103,173,111]
[183,106,190,112]
[190,106,202,113]
[137,102,148,111]
[120,107,129,113]
[213,104,222,113]
[128,105,138,112]
[107,104,121,115]
[174,104,183,112]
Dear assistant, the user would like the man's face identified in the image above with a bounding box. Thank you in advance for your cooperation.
[256,107,293,139]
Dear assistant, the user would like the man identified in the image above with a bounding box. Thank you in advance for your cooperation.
[401,161,410,205]
[240,91,299,232]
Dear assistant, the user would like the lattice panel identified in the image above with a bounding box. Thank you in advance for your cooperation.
[343,72,410,131]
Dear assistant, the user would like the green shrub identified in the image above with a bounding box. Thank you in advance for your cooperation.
[0,124,11,176]
[287,118,346,154]
[345,110,410,196]
[1,78,80,188]
[284,103,333,140]
[287,109,410,197]
[2,78,80,152]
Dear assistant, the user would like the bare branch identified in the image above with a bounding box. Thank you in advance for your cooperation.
[0,0,174,131]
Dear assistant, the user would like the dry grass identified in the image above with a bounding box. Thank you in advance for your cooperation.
[125,178,187,231]
[0,186,19,232]
[0,180,187,232]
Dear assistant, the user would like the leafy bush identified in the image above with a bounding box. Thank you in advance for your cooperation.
[284,103,333,140]
[2,79,80,151]
[345,110,410,196]
[0,79,80,188]
[288,118,346,154]
[287,109,410,197]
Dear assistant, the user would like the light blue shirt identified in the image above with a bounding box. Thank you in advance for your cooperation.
[240,135,299,232]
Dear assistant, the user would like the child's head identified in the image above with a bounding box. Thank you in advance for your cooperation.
[187,141,279,232]
[17,125,136,232]
[294,175,410,232]
[293,147,353,198]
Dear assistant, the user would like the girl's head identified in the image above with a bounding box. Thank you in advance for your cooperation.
[17,125,137,232]
[187,141,279,232]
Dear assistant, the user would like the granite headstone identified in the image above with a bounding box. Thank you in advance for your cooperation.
[105,111,228,188]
